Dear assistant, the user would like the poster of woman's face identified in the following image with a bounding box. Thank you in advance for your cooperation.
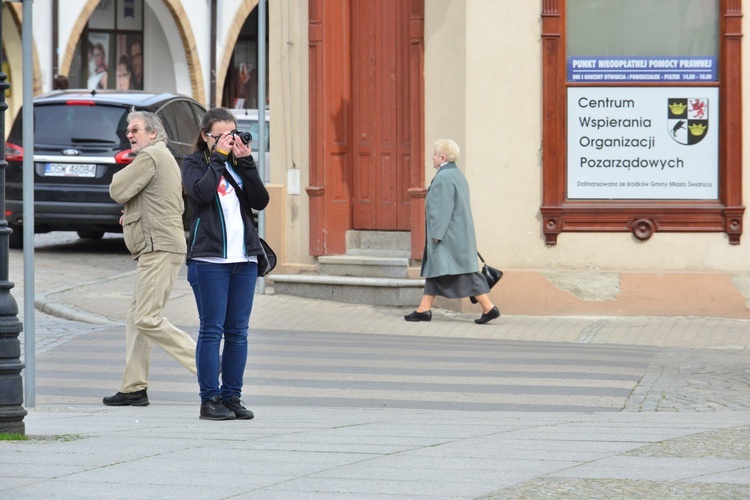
[87,32,110,90]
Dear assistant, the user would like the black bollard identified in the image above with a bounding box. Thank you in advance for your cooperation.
[0,3,27,435]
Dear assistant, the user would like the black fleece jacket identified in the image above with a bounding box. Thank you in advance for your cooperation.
[181,149,269,261]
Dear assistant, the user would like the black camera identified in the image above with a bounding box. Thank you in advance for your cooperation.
[231,130,253,145]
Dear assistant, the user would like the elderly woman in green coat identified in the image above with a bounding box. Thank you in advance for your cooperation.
[404,139,500,325]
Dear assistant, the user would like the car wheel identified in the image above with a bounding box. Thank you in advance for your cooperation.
[77,230,105,240]
[8,224,23,249]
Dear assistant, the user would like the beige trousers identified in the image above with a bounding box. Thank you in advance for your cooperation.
[119,251,197,393]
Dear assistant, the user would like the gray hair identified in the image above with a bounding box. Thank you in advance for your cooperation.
[128,111,168,143]
[434,139,460,163]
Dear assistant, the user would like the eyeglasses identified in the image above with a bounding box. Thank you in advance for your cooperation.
[126,127,142,135]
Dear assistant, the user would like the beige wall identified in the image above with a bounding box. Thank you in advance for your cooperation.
[425,0,467,166]
[269,0,314,271]
[271,0,750,316]
[2,6,23,132]
[3,3,43,130]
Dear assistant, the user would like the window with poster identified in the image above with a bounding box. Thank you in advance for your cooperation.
[540,0,743,244]
[222,7,269,110]
[69,0,144,91]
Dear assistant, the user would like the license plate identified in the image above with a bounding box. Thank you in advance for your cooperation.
[45,163,97,177]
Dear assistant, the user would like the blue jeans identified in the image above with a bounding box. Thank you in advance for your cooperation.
[187,261,258,403]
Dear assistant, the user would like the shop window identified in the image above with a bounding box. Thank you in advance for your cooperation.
[222,8,269,110]
[70,0,144,91]
[541,0,743,244]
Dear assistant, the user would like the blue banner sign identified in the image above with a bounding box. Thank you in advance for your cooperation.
[568,57,717,83]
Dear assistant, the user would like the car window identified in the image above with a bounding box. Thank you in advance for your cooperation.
[158,100,199,146]
[190,102,206,128]
[30,104,126,145]
[114,112,130,144]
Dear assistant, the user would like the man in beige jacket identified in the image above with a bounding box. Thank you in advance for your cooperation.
[104,111,196,406]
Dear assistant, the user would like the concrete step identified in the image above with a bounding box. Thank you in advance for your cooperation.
[268,275,424,306]
[318,255,409,278]
[346,230,410,257]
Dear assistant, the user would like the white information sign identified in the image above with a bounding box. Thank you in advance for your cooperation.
[567,87,719,199]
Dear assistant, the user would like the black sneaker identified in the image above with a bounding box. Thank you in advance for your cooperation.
[222,396,254,420]
[200,396,236,420]
[103,389,149,406]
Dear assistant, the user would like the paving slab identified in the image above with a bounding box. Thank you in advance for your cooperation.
[3,406,750,499]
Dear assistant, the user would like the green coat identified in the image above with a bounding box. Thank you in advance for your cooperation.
[420,162,480,278]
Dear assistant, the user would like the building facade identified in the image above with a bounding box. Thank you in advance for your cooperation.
[4,0,750,318]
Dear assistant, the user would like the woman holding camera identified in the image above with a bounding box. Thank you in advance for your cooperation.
[182,107,269,420]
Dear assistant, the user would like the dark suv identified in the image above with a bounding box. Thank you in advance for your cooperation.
[5,90,206,248]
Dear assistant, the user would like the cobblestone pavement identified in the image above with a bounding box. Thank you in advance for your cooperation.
[624,348,750,412]
[485,478,750,499]
[484,425,750,499]
[11,234,132,357]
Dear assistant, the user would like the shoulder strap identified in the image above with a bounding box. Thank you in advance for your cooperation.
[223,163,274,276]
[224,167,263,233]
[222,166,243,205]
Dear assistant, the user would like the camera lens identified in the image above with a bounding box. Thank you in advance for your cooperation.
[232,130,252,145]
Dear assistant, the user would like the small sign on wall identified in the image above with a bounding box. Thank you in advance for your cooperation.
[568,57,717,83]
[567,86,719,200]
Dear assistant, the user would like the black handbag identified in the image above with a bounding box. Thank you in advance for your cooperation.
[257,238,277,277]
[470,252,503,304]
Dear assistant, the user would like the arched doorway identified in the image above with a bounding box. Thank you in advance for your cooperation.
[220,6,269,110]
[60,0,205,103]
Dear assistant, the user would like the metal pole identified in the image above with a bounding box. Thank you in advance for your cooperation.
[0,0,27,435]
[52,0,59,78]
[257,0,267,294]
[22,0,35,407]
[210,0,217,108]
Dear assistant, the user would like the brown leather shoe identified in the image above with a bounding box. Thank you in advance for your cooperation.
[475,306,500,324]
[404,310,432,322]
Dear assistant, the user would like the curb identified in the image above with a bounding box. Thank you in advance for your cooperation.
[33,271,136,326]
[34,296,120,325]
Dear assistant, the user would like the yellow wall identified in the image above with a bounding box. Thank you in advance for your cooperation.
[3,4,23,135]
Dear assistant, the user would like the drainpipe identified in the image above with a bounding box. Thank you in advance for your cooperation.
[210,0,217,107]
[52,0,59,79]
[257,0,266,294]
